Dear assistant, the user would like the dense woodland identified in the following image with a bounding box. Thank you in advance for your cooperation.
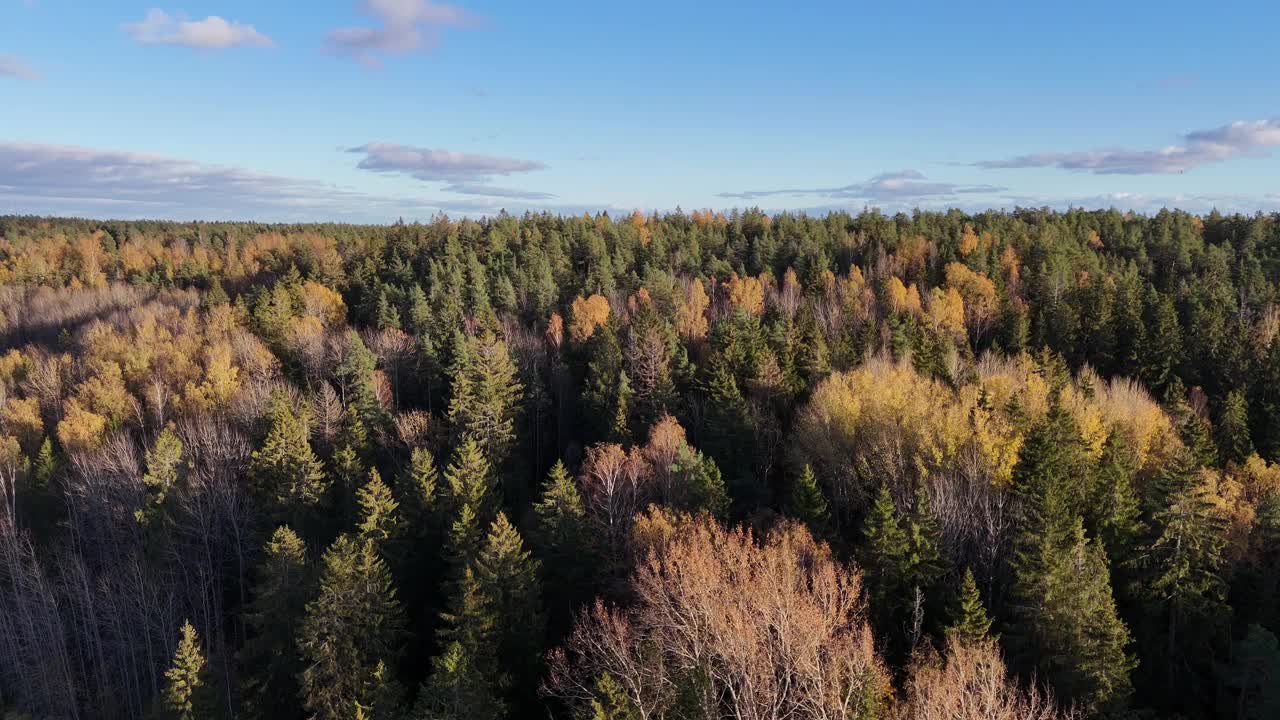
[0,207,1279,719]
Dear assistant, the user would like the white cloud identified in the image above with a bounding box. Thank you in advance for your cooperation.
[0,54,37,80]
[719,170,1004,204]
[122,9,274,49]
[0,141,444,221]
[327,0,480,67]
[975,119,1280,175]
[347,142,552,198]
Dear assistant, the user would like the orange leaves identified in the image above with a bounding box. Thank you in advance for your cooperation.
[944,262,998,336]
[675,278,709,341]
[958,224,980,257]
[56,400,108,454]
[885,276,923,317]
[569,294,611,343]
[926,287,967,339]
[548,518,890,720]
[0,396,43,452]
[725,272,765,316]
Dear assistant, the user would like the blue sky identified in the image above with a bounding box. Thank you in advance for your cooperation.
[2,0,1279,222]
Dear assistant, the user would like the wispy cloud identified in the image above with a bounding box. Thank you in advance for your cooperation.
[719,170,1004,204]
[1003,191,1280,215]
[0,54,37,80]
[327,0,480,67]
[974,119,1280,175]
[122,9,274,49]
[347,142,552,198]
[0,141,441,221]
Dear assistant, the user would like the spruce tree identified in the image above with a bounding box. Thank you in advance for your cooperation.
[162,620,214,720]
[442,439,497,576]
[240,527,310,720]
[1216,389,1254,467]
[1089,430,1144,566]
[337,330,387,432]
[138,426,184,525]
[447,332,523,472]
[859,483,910,640]
[473,513,544,707]
[786,465,833,541]
[531,461,597,632]
[1136,447,1229,712]
[946,568,993,644]
[413,641,502,720]
[298,535,405,720]
[249,395,328,531]
[585,673,640,720]
[358,469,400,547]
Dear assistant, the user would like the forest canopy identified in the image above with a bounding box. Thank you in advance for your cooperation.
[1,206,1279,719]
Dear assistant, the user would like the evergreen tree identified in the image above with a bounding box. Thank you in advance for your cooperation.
[1217,624,1280,720]
[138,426,184,525]
[531,461,598,632]
[1010,519,1135,714]
[1216,389,1254,467]
[442,439,497,576]
[1088,430,1144,566]
[785,465,832,541]
[859,484,911,643]
[298,535,405,720]
[447,332,523,473]
[162,620,214,720]
[473,513,544,708]
[1135,447,1229,712]
[583,673,640,720]
[358,469,400,547]
[413,641,502,720]
[946,568,993,645]
[1139,286,1184,398]
[249,395,328,531]
[240,527,311,720]
[337,330,387,432]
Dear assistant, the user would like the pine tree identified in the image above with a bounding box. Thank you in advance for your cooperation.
[786,465,833,541]
[338,330,387,433]
[1010,519,1135,714]
[1139,286,1184,398]
[946,568,993,644]
[473,513,544,706]
[413,641,502,720]
[298,535,405,720]
[1089,430,1144,566]
[249,395,328,530]
[447,332,523,471]
[138,426,184,525]
[584,673,640,720]
[1216,389,1254,467]
[398,447,440,532]
[376,289,402,331]
[859,483,911,639]
[162,620,214,720]
[531,461,597,632]
[358,469,400,547]
[1136,447,1229,712]
[442,439,497,576]
[240,527,310,720]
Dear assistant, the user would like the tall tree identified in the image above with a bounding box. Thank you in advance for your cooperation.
[447,332,523,474]
[161,620,215,720]
[240,527,311,720]
[298,535,405,720]
[249,395,328,531]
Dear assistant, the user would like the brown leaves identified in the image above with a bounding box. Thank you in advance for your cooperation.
[570,294,612,343]
[547,518,890,720]
[897,637,1078,720]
